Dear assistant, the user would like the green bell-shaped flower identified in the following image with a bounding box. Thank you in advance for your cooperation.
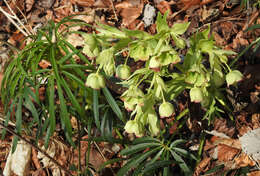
[85,73,105,90]
[226,70,243,86]
[190,87,204,103]
[149,57,161,72]
[116,64,131,80]
[159,102,175,118]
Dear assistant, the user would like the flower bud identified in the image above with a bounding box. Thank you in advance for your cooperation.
[116,64,131,80]
[226,70,243,86]
[190,87,204,103]
[85,73,105,90]
[159,102,175,118]
[149,57,160,72]
[213,72,225,87]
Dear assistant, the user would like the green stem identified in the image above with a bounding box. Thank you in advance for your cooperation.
[124,53,130,65]
[96,66,101,74]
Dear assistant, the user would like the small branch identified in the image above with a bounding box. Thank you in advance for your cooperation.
[109,0,118,21]
[0,0,32,37]
[0,122,73,176]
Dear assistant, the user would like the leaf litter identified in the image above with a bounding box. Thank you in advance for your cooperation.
[0,0,259,175]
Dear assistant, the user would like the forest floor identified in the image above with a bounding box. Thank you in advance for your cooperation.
[0,0,260,176]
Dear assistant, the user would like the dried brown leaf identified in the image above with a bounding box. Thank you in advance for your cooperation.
[39,60,51,69]
[115,0,143,27]
[235,152,255,167]
[156,1,172,14]
[214,118,235,137]
[193,157,211,176]
[252,114,260,129]
[93,0,112,8]
[217,144,240,162]
[213,32,226,46]
[247,171,260,176]
[70,0,95,7]
[25,0,35,12]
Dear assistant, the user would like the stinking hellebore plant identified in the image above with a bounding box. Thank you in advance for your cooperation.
[82,11,243,136]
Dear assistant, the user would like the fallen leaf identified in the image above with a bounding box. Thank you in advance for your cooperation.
[193,157,211,176]
[210,136,241,150]
[93,0,112,8]
[213,117,235,137]
[53,0,74,22]
[252,114,260,129]
[32,148,46,176]
[39,60,51,69]
[70,0,95,7]
[38,0,56,9]
[115,0,144,27]
[25,0,35,12]
[156,1,172,14]
[217,144,240,162]
[213,31,226,46]
[238,125,253,136]
[71,136,105,171]
[235,152,255,167]
[128,20,144,30]
[247,171,260,176]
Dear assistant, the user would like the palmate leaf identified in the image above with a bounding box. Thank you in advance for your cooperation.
[173,147,198,161]
[24,87,39,125]
[60,76,85,118]
[57,49,80,64]
[96,23,127,39]
[45,75,56,148]
[1,99,16,140]
[61,70,86,89]
[61,40,92,66]
[143,160,176,175]
[100,109,113,137]
[56,80,75,147]
[132,136,161,144]
[170,139,186,148]
[170,150,192,176]
[117,148,159,176]
[171,22,190,35]
[156,12,169,33]
[120,143,161,156]
[93,90,100,129]
[102,87,125,122]
[12,96,23,153]
[98,158,125,172]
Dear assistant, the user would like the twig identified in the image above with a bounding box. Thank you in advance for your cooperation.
[12,0,35,35]
[0,0,31,36]
[0,122,73,176]
[32,148,47,176]
[109,0,118,21]
[4,0,32,35]
[242,10,259,31]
